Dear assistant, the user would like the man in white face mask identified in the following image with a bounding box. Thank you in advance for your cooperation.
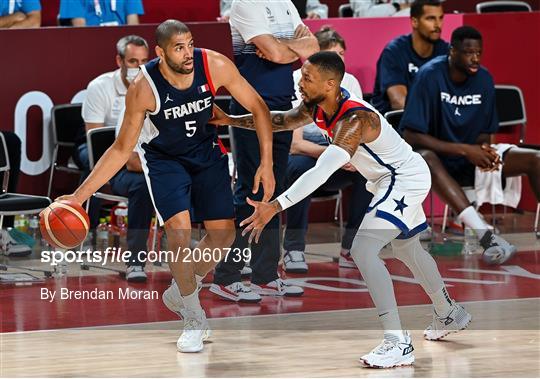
[76,35,153,282]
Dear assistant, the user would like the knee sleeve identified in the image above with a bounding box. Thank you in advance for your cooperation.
[350,228,401,314]
[391,236,444,295]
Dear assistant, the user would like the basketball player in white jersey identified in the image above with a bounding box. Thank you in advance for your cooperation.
[56,20,275,354]
[210,51,472,368]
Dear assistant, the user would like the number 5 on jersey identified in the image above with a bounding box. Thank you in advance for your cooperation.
[185,121,197,137]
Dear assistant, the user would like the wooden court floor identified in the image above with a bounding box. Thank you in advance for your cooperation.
[1,298,539,377]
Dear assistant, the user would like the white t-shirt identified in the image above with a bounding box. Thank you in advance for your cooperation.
[82,69,127,126]
[230,0,303,47]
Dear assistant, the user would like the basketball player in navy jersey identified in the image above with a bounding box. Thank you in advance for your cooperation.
[211,51,471,368]
[57,19,275,353]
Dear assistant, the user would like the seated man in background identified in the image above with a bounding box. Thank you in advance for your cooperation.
[79,35,153,281]
[401,26,540,265]
[371,0,447,115]
[0,0,40,28]
[283,26,372,273]
[59,0,143,27]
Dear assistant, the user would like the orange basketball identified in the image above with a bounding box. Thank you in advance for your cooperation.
[40,200,90,249]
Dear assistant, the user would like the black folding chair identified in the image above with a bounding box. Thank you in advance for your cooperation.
[495,85,527,144]
[85,127,128,210]
[0,132,51,255]
[338,4,353,17]
[47,103,85,197]
[476,1,532,13]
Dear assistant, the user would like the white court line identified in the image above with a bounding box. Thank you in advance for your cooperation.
[2,296,538,335]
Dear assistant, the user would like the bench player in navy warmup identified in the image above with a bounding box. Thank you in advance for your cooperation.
[57,20,275,353]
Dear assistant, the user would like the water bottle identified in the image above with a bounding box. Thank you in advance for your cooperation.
[462,227,480,255]
[106,216,118,249]
[29,215,41,253]
[118,216,128,251]
[96,218,109,252]
[14,214,29,233]
[54,252,68,278]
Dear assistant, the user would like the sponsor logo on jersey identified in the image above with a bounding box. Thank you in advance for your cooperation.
[163,97,212,120]
[441,92,482,106]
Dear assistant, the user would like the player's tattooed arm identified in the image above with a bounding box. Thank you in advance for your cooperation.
[211,102,313,132]
[332,110,380,156]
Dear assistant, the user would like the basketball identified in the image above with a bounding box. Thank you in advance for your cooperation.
[40,200,90,249]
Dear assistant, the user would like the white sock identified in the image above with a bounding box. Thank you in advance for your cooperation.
[195,274,204,284]
[458,206,489,238]
[181,289,203,313]
[379,310,405,342]
[428,287,453,316]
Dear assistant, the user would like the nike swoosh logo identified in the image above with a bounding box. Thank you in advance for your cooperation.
[285,195,292,203]
[315,118,324,123]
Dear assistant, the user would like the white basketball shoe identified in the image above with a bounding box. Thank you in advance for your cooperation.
[424,302,472,341]
[479,231,517,265]
[177,308,211,353]
[360,331,415,368]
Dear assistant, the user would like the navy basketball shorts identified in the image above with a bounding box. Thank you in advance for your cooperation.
[140,150,234,224]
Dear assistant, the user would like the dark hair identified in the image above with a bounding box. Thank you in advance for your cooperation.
[410,0,443,18]
[156,19,191,48]
[315,26,346,51]
[451,26,482,48]
[307,51,345,82]
[116,35,148,58]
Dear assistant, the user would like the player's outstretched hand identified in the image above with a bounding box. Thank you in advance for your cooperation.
[253,163,275,202]
[240,198,278,244]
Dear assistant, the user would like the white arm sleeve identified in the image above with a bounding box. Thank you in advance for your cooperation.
[277,144,351,210]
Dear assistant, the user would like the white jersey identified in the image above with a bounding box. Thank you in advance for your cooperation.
[312,89,431,235]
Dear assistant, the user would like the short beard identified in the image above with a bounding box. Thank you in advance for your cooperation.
[419,31,439,44]
[164,55,193,74]
[303,94,325,108]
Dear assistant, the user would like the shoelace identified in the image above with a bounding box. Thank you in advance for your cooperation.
[374,339,396,354]
[231,282,250,293]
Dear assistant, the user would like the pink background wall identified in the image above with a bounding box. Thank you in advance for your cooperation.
[305,14,463,93]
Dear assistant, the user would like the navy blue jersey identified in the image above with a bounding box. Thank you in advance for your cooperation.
[372,34,449,114]
[139,49,223,167]
[399,55,499,169]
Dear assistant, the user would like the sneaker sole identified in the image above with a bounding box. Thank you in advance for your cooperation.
[254,288,304,297]
[359,355,415,368]
[284,266,308,274]
[126,275,147,283]
[177,329,211,353]
[424,313,472,341]
[209,285,261,303]
[338,261,356,269]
